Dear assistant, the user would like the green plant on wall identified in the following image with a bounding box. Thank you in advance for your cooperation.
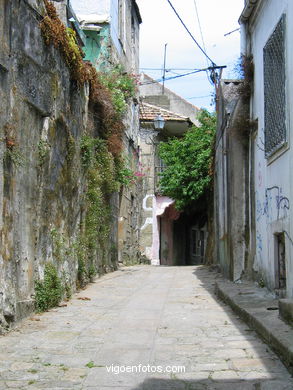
[35,263,63,312]
[159,109,216,211]
[39,1,138,288]
[40,2,137,157]
[50,228,65,261]
[5,147,25,168]
[98,66,137,115]
[76,135,126,285]
[38,139,50,166]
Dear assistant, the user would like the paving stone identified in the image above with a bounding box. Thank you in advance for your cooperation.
[0,266,292,389]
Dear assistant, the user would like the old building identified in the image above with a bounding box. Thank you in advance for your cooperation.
[138,79,207,266]
[71,0,142,264]
[139,102,191,265]
[140,73,200,124]
[215,0,293,299]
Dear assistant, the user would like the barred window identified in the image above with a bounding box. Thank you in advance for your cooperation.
[263,15,286,157]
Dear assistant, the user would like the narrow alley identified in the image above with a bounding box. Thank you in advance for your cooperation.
[0,265,292,390]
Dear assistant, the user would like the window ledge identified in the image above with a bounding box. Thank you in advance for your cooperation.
[266,141,289,165]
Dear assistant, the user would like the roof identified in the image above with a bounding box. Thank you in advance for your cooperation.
[140,102,191,122]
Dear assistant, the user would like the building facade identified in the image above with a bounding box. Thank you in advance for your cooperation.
[138,82,208,266]
[216,0,293,298]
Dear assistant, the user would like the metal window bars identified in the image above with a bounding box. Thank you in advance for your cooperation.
[263,14,286,157]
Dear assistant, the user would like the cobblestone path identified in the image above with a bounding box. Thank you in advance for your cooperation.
[0,265,292,389]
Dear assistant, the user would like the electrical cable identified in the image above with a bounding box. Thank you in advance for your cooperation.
[140,68,203,71]
[166,0,216,66]
[193,0,208,65]
[140,68,209,85]
[193,0,211,85]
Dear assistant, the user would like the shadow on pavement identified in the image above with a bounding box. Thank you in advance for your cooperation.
[131,377,293,389]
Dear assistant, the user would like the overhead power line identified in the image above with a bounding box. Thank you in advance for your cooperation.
[140,67,202,71]
[193,0,210,86]
[166,0,216,66]
[140,65,226,85]
[193,0,208,65]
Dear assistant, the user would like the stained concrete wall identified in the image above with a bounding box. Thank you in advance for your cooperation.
[0,0,120,331]
[215,80,249,281]
[139,73,200,125]
[240,0,293,297]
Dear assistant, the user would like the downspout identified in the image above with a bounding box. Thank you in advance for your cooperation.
[239,0,257,279]
[239,0,260,55]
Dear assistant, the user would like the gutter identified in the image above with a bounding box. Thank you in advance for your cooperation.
[239,0,259,24]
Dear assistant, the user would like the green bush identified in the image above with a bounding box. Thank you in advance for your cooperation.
[35,263,63,312]
[159,109,216,211]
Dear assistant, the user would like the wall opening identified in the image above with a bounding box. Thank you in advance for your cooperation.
[274,232,286,296]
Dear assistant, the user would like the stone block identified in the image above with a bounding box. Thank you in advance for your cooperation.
[279,299,293,325]
[15,299,35,322]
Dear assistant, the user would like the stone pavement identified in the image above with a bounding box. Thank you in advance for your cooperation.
[215,275,293,376]
[0,265,292,390]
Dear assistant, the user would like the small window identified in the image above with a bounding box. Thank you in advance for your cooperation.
[263,15,286,157]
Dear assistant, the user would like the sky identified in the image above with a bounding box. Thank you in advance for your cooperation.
[136,0,244,111]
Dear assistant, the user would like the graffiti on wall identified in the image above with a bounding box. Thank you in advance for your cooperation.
[256,230,263,261]
[256,186,290,222]
[141,195,154,231]
[257,162,263,188]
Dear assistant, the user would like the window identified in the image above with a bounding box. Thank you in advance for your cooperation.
[263,15,286,157]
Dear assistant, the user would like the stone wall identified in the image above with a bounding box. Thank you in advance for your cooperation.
[0,0,119,332]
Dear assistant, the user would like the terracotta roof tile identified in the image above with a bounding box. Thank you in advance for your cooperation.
[139,102,190,122]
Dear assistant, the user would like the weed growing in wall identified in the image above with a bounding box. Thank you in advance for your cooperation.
[35,263,63,312]
[98,66,137,115]
[75,136,121,285]
[3,124,25,168]
[40,1,88,83]
[4,147,25,168]
[39,1,138,289]
[38,139,50,166]
[40,1,137,157]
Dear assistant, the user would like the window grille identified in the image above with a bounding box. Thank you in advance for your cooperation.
[263,14,286,157]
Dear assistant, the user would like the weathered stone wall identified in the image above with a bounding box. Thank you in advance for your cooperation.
[70,0,142,266]
[0,0,118,332]
[214,80,249,281]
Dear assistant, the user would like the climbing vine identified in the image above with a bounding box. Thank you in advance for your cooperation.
[76,136,133,286]
[159,110,216,211]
